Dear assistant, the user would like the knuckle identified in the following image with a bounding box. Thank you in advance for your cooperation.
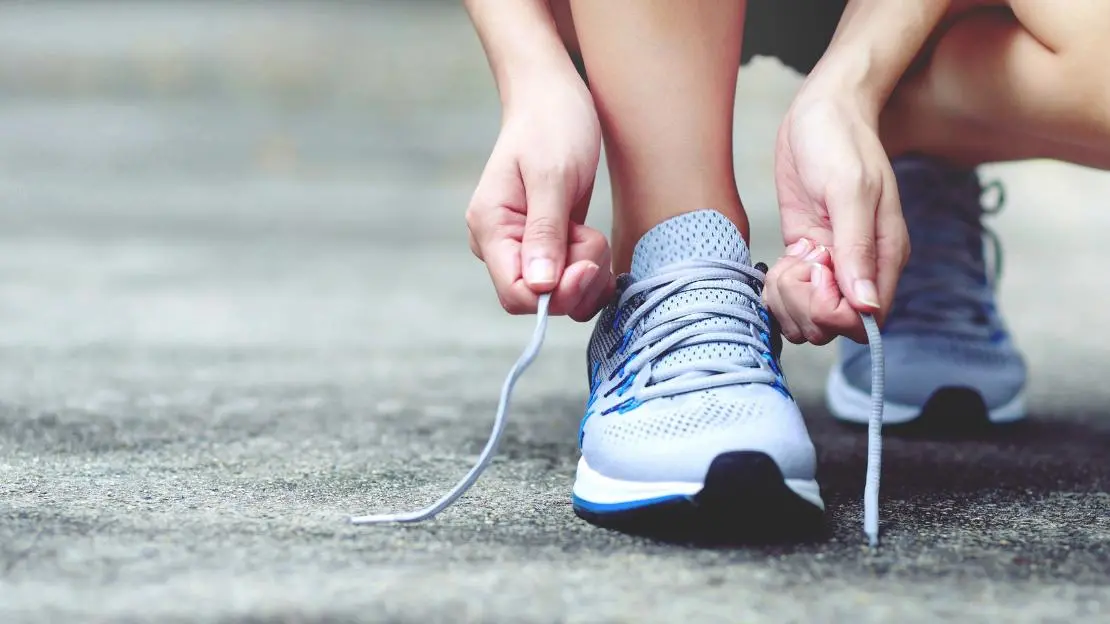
[581,227,611,253]
[766,262,786,281]
[761,292,782,314]
[878,228,910,269]
[783,329,805,345]
[803,326,830,346]
[843,239,878,263]
[525,215,566,243]
[826,167,882,203]
[464,204,482,231]
[897,236,912,267]
[526,161,572,187]
[500,294,530,315]
[810,307,835,327]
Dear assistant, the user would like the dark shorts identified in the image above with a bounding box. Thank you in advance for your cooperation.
[742,0,847,74]
[570,1,846,82]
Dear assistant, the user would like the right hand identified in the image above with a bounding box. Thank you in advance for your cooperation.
[465,75,614,321]
[765,88,909,345]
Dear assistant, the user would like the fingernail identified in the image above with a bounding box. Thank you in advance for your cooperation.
[785,239,812,257]
[526,258,556,285]
[803,244,827,262]
[577,263,600,296]
[810,263,826,289]
[854,279,880,308]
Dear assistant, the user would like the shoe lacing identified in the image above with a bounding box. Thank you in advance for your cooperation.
[353,272,887,548]
[892,178,1005,339]
[594,258,776,404]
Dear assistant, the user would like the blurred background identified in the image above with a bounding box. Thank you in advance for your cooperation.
[3,0,1107,401]
[3,2,1109,622]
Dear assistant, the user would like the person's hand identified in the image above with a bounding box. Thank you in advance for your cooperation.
[764,87,909,344]
[465,74,614,321]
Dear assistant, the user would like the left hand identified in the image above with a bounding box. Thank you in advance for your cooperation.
[764,86,910,345]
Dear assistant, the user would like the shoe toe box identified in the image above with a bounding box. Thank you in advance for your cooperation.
[580,385,817,483]
[840,334,1026,409]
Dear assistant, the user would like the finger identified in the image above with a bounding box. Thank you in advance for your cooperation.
[482,237,539,315]
[777,257,827,344]
[773,247,862,345]
[807,263,866,344]
[801,241,835,267]
[466,151,534,312]
[826,170,883,314]
[569,261,613,322]
[521,167,572,293]
[782,245,866,343]
[783,237,814,260]
[764,256,806,344]
[468,230,482,260]
[467,206,537,314]
[546,223,611,314]
[570,234,615,321]
[547,260,598,315]
[569,179,595,225]
[873,172,910,326]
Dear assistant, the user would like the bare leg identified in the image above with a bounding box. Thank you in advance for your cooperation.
[883,0,1110,169]
[563,0,748,272]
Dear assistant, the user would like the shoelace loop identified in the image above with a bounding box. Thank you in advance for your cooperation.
[600,259,777,403]
[353,294,886,548]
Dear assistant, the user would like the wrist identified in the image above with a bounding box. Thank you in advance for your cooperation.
[465,0,584,111]
[801,51,886,121]
[803,0,952,117]
[497,55,585,112]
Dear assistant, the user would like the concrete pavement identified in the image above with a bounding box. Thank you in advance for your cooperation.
[1,3,1109,622]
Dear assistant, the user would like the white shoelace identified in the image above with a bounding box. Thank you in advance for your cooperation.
[352,293,886,548]
[860,313,883,547]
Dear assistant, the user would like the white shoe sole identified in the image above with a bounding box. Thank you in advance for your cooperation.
[825,365,1026,425]
[571,455,825,513]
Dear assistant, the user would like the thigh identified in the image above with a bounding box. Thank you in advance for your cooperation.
[1006,0,1110,52]
[949,0,1110,52]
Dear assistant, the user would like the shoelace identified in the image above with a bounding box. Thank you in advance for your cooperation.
[599,259,776,401]
[892,180,1004,338]
[353,280,886,548]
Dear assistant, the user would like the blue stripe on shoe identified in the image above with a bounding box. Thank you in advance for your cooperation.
[571,493,691,514]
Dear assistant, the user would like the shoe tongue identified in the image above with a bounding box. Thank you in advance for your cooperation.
[630,210,750,280]
[893,157,986,275]
[895,156,982,218]
[627,210,761,378]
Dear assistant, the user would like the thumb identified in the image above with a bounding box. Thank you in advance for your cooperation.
[827,177,881,312]
[521,168,571,293]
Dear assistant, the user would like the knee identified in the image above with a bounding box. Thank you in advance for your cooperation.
[1007,1,1110,109]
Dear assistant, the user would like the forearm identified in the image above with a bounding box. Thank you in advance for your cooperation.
[807,0,952,116]
[464,0,581,108]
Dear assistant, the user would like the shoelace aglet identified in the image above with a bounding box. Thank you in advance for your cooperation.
[860,312,884,548]
[349,294,552,526]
